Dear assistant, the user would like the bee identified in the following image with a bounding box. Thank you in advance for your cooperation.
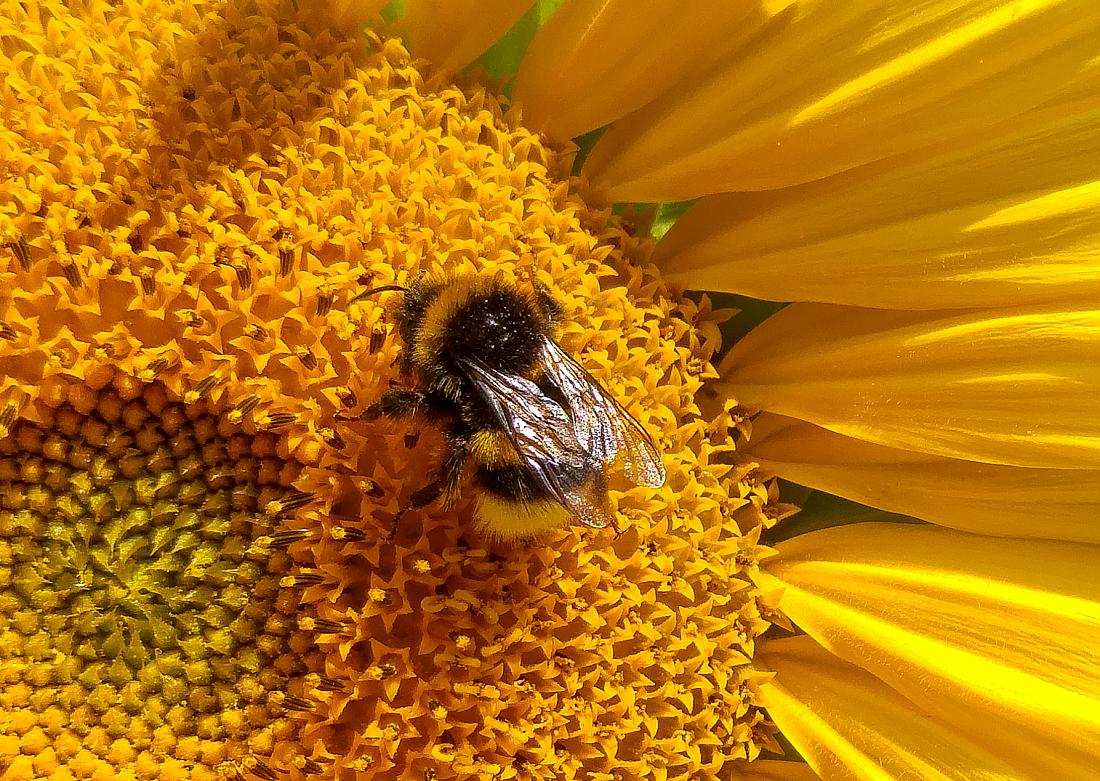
[345,273,666,539]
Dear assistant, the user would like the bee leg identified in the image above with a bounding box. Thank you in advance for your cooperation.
[372,388,429,420]
[387,483,438,539]
[388,481,444,538]
[339,389,426,423]
[387,439,468,538]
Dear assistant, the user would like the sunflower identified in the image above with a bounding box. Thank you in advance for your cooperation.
[1,1,1097,780]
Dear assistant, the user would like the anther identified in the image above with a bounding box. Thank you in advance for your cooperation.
[257,412,295,430]
[175,309,203,328]
[0,322,16,341]
[278,243,294,276]
[294,346,318,371]
[184,375,219,404]
[49,346,77,368]
[60,259,81,286]
[334,386,357,409]
[266,528,314,547]
[228,395,260,424]
[370,663,397,679]
[139,269,156,295]
[176,216,194,238]
[363,478,384,498]
[144,356,178,378]
[306,673,343,692]
[296,757,326,775]
[265,490,314,516]
[282,571,325,587]
[244,324,268,340]
[300,617,346,634]
[93,341,117,360]
[278,693,314,712]
[0,403,17,431]
[6,238,31,270]
[231,260,251,288]
[242,756,279,781]
[318,427,345,449]
[316,289,335,316]
[329,525,365,542]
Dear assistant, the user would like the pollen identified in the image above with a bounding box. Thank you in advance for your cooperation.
[1,0,784,778]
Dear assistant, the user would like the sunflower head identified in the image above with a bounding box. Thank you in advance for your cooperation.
[0,0,789,778]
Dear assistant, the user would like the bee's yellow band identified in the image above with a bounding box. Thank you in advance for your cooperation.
[468,429,523,467]
[474,495,569,540]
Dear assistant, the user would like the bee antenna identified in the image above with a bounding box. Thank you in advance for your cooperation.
[349,284,407,304]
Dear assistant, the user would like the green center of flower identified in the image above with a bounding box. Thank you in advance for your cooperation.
[0,378,306,779]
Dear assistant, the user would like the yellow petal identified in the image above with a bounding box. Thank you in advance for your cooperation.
[399,0,534,76]
[513,0,768,141]
[720,304,1100,469]
[757,635,1028,781]
[583,0,1100,201]
[655,90,1100,309]
[749,413,1100,543]
[758,523,1100,780]
[737,758,822,781]
[300,0,387,34]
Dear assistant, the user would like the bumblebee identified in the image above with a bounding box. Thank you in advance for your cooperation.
[348,273,666,539]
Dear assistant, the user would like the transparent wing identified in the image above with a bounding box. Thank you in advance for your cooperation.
[540,338,666,488]
[462,359,614,528]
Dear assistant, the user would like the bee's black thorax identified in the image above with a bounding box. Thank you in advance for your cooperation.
[402,276,553,404]
[443,288,545,372]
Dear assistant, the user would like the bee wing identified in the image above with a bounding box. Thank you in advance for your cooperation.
[540,338,666,488]
[462,359,615,528]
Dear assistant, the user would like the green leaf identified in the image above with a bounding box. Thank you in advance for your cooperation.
[651,199,698,240]
[471,0,563,92]
[380,0,405,24]
[677,290,787,355]
[571,126,606,174]
[762,483,924,545]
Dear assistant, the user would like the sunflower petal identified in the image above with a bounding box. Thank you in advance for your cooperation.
[757,635,1030,781]
[512,0,767,141]
[758,524,1100,780]
[737,758,822,781]
[720,304,1100,469]
[655,91,1100,309]
[301,0,387,34]
[583,0,1100,201]
[749,413,1100,543]
[399,0,535,76]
